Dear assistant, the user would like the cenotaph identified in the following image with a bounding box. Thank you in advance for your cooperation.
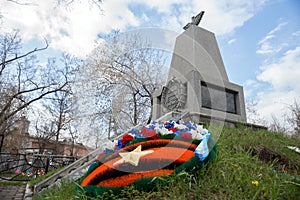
[152,11,247,126]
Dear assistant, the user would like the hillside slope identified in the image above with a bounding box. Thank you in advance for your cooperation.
[33,126,300,200]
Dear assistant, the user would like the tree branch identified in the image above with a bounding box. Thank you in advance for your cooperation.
[0,38,48,66]
[7,0,38,6]
[0,82,68,127]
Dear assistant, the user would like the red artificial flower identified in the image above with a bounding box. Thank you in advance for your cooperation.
[141,127,159,140]
[168,127,177,133]
[180,132,192,139]
[121,134,134,145]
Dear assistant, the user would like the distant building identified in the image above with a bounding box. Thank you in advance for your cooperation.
[23,135,94,157]
[3,117,94,157]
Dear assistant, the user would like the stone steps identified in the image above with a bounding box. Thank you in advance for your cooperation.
[0,184,26,200]
[33,146,104,194]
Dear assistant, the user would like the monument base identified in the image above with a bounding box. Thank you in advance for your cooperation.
[153,111,266,130]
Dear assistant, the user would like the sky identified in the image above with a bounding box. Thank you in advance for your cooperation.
[1,0,300,128]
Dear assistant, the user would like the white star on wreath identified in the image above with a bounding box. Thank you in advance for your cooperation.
[113,145,154,166]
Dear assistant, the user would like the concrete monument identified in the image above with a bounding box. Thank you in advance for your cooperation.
[152,11,247,126]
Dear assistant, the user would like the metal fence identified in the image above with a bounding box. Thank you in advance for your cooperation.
[0,152,77,181]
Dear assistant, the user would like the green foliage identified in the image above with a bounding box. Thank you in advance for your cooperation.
[32,126,300,200]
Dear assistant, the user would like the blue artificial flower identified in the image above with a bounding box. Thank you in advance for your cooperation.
[88,161,96,171]
[185,122,197,130]
[130,128,140,135]
[104,148,115,154]
[183,128,190,132]
[164,121,175,129]
[134,133,145,139]
[174,130,183,136]
[115,140,124,150]
[148,125,156,130]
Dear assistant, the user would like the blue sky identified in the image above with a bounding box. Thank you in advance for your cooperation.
[1,0,300,126]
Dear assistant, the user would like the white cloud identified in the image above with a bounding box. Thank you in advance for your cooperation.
[257,46,300,91]
[256,90,298,125]
[256,43,276,55]
[139,0,186,14]
[1,0,141,57]
[254,46,300,124]
[141,0,268,35]
[193,2,254,35]
[292,30,300,36]
[228,38,236,44]
[256,22,288,55]
[258,35,275,45]
[1,0,268,57]
[244,79,260,97]
[269,22,287,35]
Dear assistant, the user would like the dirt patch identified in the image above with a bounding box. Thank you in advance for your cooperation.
[251,146,299,172]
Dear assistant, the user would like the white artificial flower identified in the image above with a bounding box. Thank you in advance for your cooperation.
[154,123,160,129]
[102,139,116,151]
[158,127,173,135]
[196,124,204,134]
[174,123,187,130]
[190,129,206,140]
[191,129,204,140]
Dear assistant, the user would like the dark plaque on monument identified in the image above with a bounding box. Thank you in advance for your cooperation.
[161,78,187,111]
[201,82,237,114]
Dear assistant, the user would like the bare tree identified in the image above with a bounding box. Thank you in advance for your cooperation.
[4,0,102,7]
[0,0,103,22]
[56,0,103,9]
[0,31,70,151]
[81,32,168,137]
[269,114,287,133]
[267,100,300,136]
[1,116,30,153]
[66,126,78,156]
[37,54,79,153]
[245,98,266,125]
[33,112,56,154]
[287,100,300,137]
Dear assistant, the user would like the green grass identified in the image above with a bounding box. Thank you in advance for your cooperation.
[29,167,64,188]
[32,126,300,200]
[0,180,27,186]
[0,167,64,188]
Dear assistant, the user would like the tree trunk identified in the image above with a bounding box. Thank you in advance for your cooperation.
[0,134,4,152]
[133,92,138,125]
[108,115,112,139]
[147,97,153,124]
